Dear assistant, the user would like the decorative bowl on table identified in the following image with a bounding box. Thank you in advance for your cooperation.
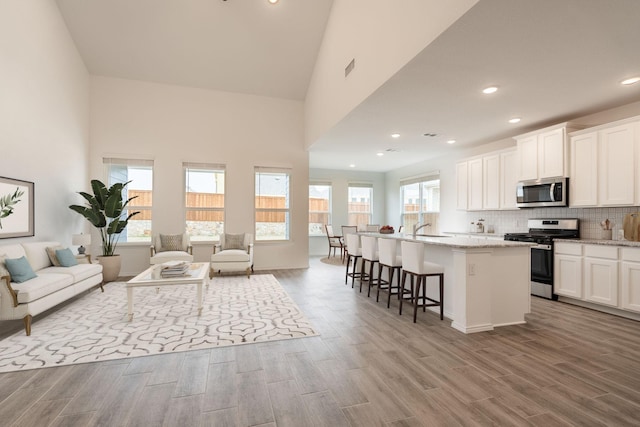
[379,226,395,234]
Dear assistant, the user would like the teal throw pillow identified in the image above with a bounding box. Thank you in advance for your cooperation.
[5,256,37,283]
[55,248,78,267]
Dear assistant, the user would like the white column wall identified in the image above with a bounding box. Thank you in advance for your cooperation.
[89,77,309,275]
[305,0,478,148]
[0,0,90,247]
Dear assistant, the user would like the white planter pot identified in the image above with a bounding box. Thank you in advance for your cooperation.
[97,254,121,283]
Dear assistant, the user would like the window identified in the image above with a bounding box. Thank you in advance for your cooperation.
[184,163,225,241]
[400,173,440,232]
[309,183,331,236]
[255,168,290,241]
[348,184,372,227]
[103,158,153,243]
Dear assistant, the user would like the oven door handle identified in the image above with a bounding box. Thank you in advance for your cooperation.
[532,244,552,250]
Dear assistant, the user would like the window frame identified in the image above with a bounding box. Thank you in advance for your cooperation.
[103,157,154,244]
[347,183,373,227]
[184,162,226,242]
[400,173,440,230]
[309,183,332,237]
[254,167,291,242]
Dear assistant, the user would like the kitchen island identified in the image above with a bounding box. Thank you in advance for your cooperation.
[363,232,535,333]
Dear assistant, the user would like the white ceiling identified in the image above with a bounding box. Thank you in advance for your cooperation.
[56,0,640,172]
[55,0,333,100]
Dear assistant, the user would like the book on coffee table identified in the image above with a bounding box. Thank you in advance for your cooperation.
[160,261,190,277]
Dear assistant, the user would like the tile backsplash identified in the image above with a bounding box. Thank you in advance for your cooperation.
[464,206,640,240]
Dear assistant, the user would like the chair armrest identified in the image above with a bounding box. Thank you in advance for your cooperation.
[187,245,193,255]
[247,243,254,263]
[150,245,156,257]
[2,276,18,307]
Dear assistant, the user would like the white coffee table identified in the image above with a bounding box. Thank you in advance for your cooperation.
[126,262,210,321]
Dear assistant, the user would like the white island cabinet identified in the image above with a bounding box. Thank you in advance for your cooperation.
[363,233,533,333]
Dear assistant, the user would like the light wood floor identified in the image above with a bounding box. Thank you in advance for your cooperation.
[1,257,640,426]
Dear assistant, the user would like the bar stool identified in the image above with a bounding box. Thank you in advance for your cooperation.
[399,241,444,323]
[361,235,386,296]
[376,237,403,308]
[345,233,369,288]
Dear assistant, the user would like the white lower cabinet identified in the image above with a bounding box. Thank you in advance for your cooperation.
[555,253,583,298]
[555,243,640,313]
[621,248,640,312]
[583,246,618,307]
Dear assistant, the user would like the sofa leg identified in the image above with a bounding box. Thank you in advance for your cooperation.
[23,315,32,336]
[100,281,104,292]
[246,267,251,278]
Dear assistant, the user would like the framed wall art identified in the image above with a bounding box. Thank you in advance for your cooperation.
[0,176,34,239]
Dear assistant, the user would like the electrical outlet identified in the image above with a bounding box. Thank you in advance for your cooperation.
[468,263,476,276]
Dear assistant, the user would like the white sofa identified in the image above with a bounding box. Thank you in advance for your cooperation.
[0,241,104,336]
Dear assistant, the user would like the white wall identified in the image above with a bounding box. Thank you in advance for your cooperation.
[89,77,309,275]
[0,0,90,246]
[309,168,385,256]
[304,0,478,148]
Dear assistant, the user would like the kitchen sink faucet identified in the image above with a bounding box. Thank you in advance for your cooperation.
[412,223,432,238]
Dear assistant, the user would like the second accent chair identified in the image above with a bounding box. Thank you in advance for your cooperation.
[150,232,193,265]
[210,233,254,278]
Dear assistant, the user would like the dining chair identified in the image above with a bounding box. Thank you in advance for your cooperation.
[341,225,357,257]
[324,224,344,261]
[365,224,380,232]
[361,235,385,296]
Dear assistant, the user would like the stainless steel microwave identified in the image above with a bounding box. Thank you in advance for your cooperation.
[516,177,568,208]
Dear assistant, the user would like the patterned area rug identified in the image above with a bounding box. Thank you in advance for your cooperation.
[0,274,317,372]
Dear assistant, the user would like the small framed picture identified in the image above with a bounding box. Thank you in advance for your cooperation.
[0,176,34,239]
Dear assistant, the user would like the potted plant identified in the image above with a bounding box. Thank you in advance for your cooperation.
[69,179,139,282]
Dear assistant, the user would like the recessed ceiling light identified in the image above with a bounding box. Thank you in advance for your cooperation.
[508,117,521,124]
[391,133,400,138]
[482,86,498,94]
[447,140,456,144]
[376,152,384,157]
[621,76,640,85]
[349,164,356,168]
[268,0,279,4]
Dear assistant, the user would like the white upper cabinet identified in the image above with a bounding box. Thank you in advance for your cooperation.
[499,149,519,210]
[456,161,468,210]
[569,117,639,207]
[570,131,598,207]
[455,148,518,211]
[599,122,636,206]
[482,154,500,210]
[517,135,539,180]
[516,123,573,180]
[468,158,483,211]
[538,128,566,178]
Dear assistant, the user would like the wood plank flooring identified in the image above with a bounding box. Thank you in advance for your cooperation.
[1,257,640,426]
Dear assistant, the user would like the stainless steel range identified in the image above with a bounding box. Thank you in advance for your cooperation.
[504,219,579,299]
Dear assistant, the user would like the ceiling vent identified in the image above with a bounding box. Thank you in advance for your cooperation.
[423,133,437,137]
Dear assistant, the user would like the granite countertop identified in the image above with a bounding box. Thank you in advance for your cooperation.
[442,231,506,238]
[362,232,534,249]
[558,238,640,248]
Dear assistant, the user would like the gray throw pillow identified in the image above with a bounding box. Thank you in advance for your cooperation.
[223,233,245,250]
[159,234,184,252]
[46,245,65,266]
